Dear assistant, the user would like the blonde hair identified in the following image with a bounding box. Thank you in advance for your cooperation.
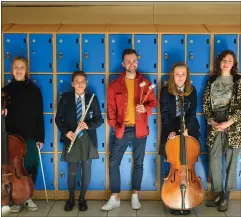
[167,63,193,96]
[11,56,30,81]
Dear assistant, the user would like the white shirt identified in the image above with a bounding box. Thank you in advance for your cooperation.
[75,92,85,115]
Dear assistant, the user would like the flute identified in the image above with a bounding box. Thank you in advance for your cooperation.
[67,93,95,153]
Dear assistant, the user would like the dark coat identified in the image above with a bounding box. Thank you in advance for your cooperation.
[159,85,200,156]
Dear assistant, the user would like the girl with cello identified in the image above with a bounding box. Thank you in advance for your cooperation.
[159,63,201,215]
[203,50,241,212]
[2,56,45,213]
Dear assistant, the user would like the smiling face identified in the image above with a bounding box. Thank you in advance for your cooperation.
[72,75,87,95]
[220,54,234,75]
[122,53,138,75]
[173,66,187,88]
[12,60,27,81]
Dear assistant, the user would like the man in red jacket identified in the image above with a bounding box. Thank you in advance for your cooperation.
[101,49,157,211]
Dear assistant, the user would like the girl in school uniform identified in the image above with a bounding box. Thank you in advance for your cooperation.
[55,71,103,212]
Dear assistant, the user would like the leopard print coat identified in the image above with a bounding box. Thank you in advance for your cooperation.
[203,74,241,149]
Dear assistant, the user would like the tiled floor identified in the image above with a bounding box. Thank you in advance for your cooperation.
[2,200,240,217]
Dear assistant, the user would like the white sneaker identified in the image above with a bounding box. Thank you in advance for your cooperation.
[10,205,22,213]
[131,194,141,210]
[101,196,120,211]
[24,199,38,211]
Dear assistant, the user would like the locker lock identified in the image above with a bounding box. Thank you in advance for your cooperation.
[189,52,194,60]
[59,52,63,59]
[84,52,88,59]
[60,170,65,178]
[137,53,141,59]
[164,53,168,60]
[6,52,11,59]
[112,50,115,55]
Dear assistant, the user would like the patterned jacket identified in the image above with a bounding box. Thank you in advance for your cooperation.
[203,74,241,148]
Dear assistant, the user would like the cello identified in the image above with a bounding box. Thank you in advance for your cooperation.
[1,91,35,206]
[161,90,204,210]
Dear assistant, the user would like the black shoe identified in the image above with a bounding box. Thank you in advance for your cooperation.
[170,209,190,215]
[64,198,75,211]
[206,192,223,207]
[79,197,88,211]
[218,199,229,212]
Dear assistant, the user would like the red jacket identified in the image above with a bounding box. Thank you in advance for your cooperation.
[107,72,157,139]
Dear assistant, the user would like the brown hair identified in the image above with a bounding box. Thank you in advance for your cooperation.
[72,70,86,82]
[214,50,238,76]
[167,63,193,96]
[11,56,30,81]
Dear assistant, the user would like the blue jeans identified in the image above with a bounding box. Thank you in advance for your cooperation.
[109,127,147,193]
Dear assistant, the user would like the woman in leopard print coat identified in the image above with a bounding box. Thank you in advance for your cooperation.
[203,50,241,212]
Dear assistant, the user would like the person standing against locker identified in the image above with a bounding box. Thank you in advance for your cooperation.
[101,49,157,211]
[55,71,103,212]
[2,56,45,213]
[159,63,200,215]
[203,50,241,211]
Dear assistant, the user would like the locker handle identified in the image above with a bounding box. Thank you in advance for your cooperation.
[49,38,52,43]
[51,158,53,163]
[128,158,131,163]
[102,79,105,84]
[154,63,156,69]
[164,53,168,60]
[153,143,156,148]
[154,39,157,44]
[84,52,88,59]
[234,39,237,44]
[50,143,53,147]
[154,79,156,84]
[102,103,105,109]
[189,52,194,60]
[49,63,52,69]
[6,52,11,59]
[101,38,104,44]
[78,181,80,186]
[59,52,63,59]
[24,38,27,43]
[153,158,156,163]
[49,78,52,84]
[51,181,54,186]
[181,39,184,44]
[60,171,65,178]
[76,63,79,69]
[50,118,53,124]
[153,181,156,186]
[128,38,132,44]
[102,143,104,148]
[102,63,104,68]
[206,64,209,69]
[76,38,79,44]
[137,54,141,60]
[206,39,209,44]
[154,119,156,124]
[239,171,241,177]
[102,157,104,163]
[50,103,53,109]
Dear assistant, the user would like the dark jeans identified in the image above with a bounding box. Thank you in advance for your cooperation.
[109,127,147,193]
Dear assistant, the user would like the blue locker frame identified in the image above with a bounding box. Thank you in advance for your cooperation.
[120,154,132,190]
[141,154,157,190]
[146,115,158,152]
[42,114,54,152]
[30,74,54,113]
[162,34,185,73]
[56,34,80,72]
[4,33,28,72]
[35,153,55,190]
[56,74,106,113]
[29,34,53,72]
[109,34,132,73]
[196,115,208,153]
[187,34,210,73]
[82,34,105,72]
[134,34,158,73]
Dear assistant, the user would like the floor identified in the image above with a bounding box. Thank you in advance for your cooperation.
[2,200,240,217]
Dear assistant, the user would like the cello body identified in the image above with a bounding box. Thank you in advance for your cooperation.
[161,91,204,210]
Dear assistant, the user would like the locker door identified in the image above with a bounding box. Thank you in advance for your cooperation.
[134,34,158,73]
[160,156,170,185]
[141,154,157,190]
[195,154,208,191]
[42,114,54,152]
[146,115,158,152]
[86,74,106,112]
[31,75,53,113]
[190,75,209,113]
[120,154,132,190]
[187,34,210,73]
[88,154,106,190]
[214,34,238,61]
[82,34,105,72]
[109,34,132,72]
[29,34,53,72]
[143,75,158,113]
[35,154,55,190]
[237,155,241,190]
[162,35,185,73]
[57,131,63,152]
[58,154,80,190]
[56,34,80,72]
[196,115,208,153]
[96,114,106,152]
[4,33,28,72]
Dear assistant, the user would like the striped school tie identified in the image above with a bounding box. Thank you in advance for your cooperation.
[76,96,83,138]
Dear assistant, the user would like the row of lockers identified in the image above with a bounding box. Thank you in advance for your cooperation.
[3,33,241,73]
[4,73,209,113]
[34,153,241,191]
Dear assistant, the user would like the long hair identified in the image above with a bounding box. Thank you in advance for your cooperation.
[11,56,30,81]
[214,50,238,76]
[167,63,193,96]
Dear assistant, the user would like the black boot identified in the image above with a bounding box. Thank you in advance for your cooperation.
[218,191,230,212]
[64,198,75,211]
[79,197,88,211]
[206,191,223,207]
